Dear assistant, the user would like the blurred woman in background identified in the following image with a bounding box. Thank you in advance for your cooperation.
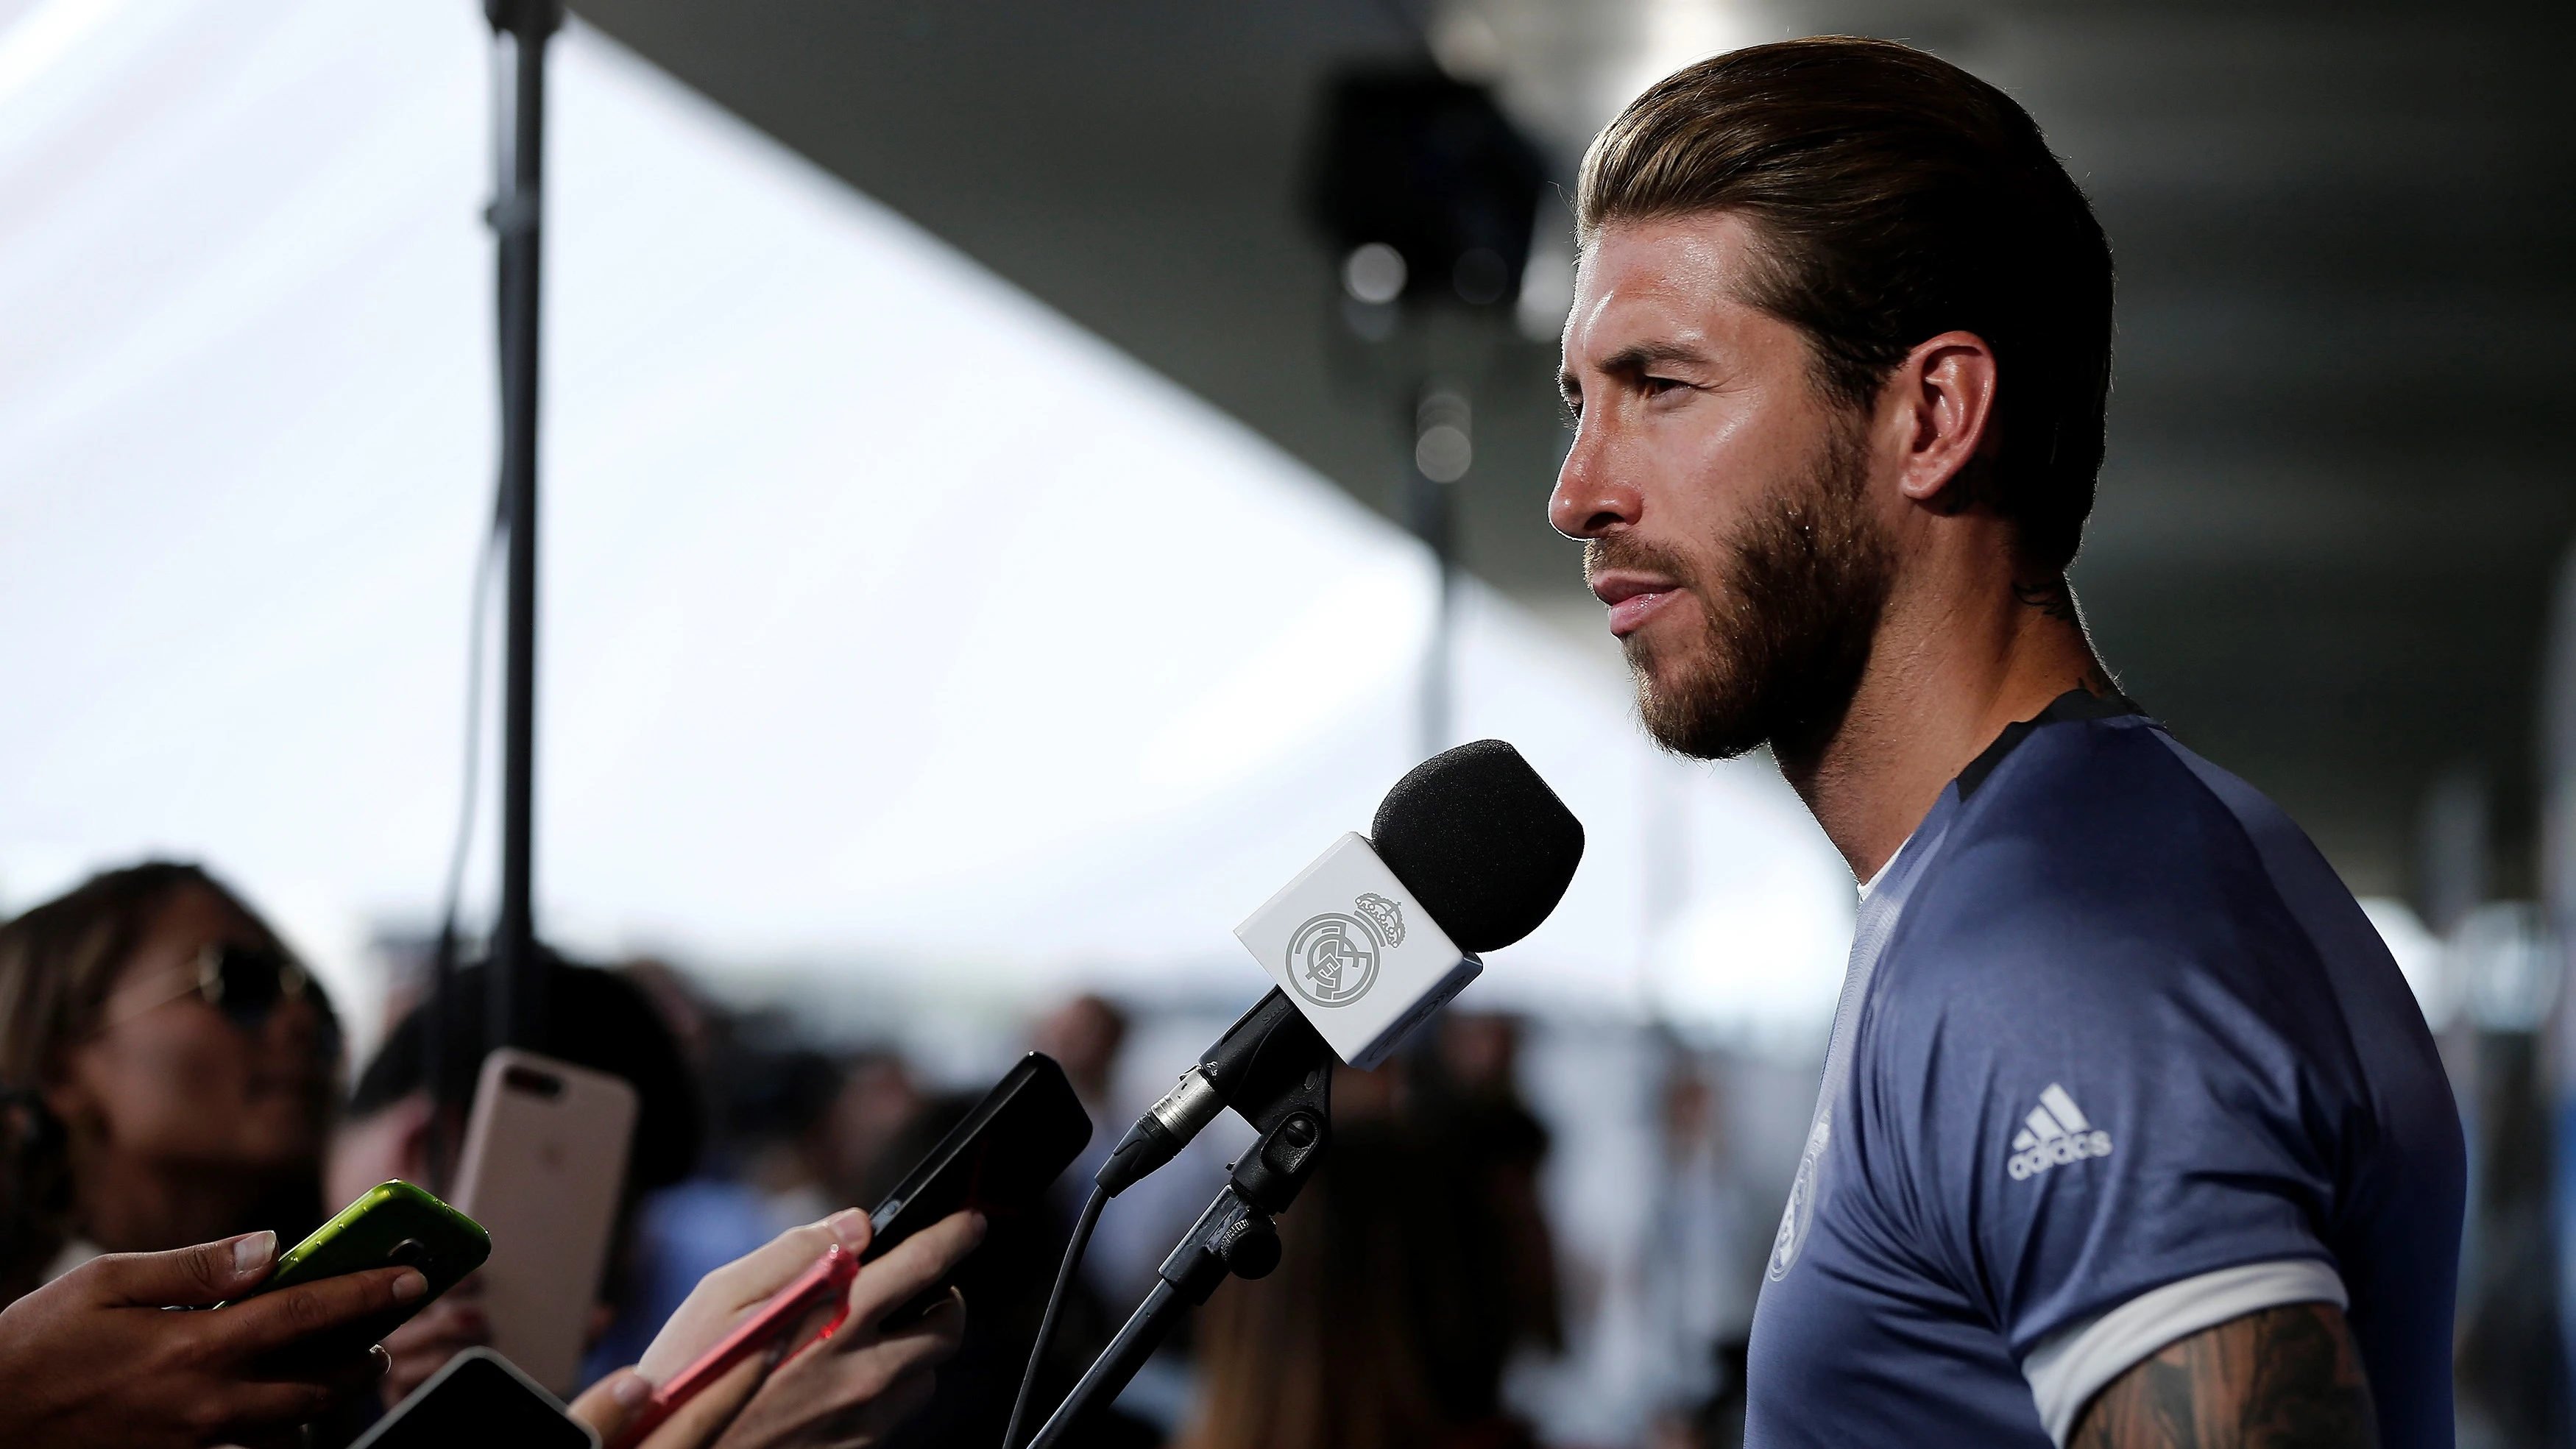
[1185,1022,1561,1449]
[0,861,336,1302]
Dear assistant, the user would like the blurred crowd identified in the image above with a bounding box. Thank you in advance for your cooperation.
[0,857,1784,1448]
[18,853,2549,1447]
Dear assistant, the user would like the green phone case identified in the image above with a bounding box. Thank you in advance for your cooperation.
[244,1180,490,1328]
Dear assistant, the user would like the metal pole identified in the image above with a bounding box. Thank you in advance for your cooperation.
[488,0,559,1052]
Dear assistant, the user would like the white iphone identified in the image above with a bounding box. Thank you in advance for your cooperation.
[452,1048,639,1395]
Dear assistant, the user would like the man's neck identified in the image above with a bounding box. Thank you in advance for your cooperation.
[1778,574,2112,883]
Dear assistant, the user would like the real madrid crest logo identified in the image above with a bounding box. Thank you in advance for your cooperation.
[1283,893,1405,1007]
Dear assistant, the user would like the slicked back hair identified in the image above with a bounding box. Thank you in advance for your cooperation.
[1577,38,2114,575]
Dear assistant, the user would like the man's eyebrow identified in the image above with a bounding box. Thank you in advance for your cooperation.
[1596,340,1711,374]
[1562,340,1713,405]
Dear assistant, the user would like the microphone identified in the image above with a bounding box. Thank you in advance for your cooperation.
[1094,740,1582,1195]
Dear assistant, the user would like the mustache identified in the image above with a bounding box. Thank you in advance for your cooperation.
[1583,533,1700,592]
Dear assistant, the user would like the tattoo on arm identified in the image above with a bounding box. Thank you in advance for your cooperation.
[2070,1303,2377,1449]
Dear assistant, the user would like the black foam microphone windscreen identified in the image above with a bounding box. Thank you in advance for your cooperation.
[1369,739,1584,952]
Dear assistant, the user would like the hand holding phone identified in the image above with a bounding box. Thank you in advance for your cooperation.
[0,1230,421,1449]
[695,1213,983,1449]
[592,1055,1087,1449]
[606,1244,858,1449]
[233,1180,489,1355]
[581,1210,986,1449]
[862,1054,1091,1269]
[577,1209,984,1449]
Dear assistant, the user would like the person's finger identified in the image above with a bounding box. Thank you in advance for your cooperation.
[852,1296,968,1391]
[566,1367,654,1442]
[843,1213,984,1333]
[824,1208,871,1258]
[637,1353,765,1449]
[219,1263,427,1354]
[83,1230,279,1308]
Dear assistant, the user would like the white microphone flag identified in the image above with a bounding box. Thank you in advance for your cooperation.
[1234,832,1479,1070]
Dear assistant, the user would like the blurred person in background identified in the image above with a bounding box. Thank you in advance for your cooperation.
[1029,994,1130,1296]
[0,861,434,1448]
[1031,994,1127,1131]
[1641,1052,1754,1449]
[0,861,336,1302]
[1185,1048,1559,1449]
[722,1046,847,1226]
[1554,37,2460,1447]
[1413,1012,1561,1370]
[328,956,701,1413]
[824,1049,925,1211]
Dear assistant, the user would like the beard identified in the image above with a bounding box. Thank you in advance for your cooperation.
[1590,417,1892,762]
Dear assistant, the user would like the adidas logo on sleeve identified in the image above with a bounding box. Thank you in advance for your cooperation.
[2006,1083,2114,1180]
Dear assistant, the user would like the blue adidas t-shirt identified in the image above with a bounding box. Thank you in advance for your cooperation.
[1745,695,2463,1448]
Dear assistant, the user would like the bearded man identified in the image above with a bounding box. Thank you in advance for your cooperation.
[1551,38,2462,1449]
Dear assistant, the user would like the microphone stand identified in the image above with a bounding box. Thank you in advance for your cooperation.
[1022,1046,1335,1448]
[484,0,559,1052]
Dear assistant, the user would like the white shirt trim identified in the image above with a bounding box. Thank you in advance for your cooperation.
[1855,830,1914,903]
[2021,1258,2348,1446]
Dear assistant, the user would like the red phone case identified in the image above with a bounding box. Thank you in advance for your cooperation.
[609,1244,860,1449]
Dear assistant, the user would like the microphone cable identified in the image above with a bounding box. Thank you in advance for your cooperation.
[1002,1182,1109,1449]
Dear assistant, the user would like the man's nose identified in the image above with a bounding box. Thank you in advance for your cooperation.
[1549,422,1641,540]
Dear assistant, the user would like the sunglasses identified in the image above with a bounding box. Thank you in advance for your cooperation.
[99,942,325,1037]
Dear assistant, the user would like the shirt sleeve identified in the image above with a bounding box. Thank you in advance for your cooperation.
[1850,797,2374,1442]
[2020,1260,2346,1444]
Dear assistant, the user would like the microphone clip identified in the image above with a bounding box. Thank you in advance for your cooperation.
[1026,1063,1333,1449]
[1093,987,1331,1198]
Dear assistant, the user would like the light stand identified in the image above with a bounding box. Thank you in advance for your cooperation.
[1022,1052,1336,1448]
[485,0,559,1052]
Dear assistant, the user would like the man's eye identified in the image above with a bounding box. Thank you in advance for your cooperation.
[1643,375,1686,396]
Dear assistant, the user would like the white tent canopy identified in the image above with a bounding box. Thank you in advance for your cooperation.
[0,0,1853,1051]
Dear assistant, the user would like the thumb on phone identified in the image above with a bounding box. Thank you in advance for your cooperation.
[569,1370,654,1442]
[83,1230,277,1308]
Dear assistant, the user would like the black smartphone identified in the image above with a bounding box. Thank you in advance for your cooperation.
[351,1347,595,1449]
[867,1052,1093,1266]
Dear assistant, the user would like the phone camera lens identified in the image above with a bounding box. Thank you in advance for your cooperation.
[386,1238,431,1268]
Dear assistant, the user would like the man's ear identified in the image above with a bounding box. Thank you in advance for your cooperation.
[1887,330,2000,512]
